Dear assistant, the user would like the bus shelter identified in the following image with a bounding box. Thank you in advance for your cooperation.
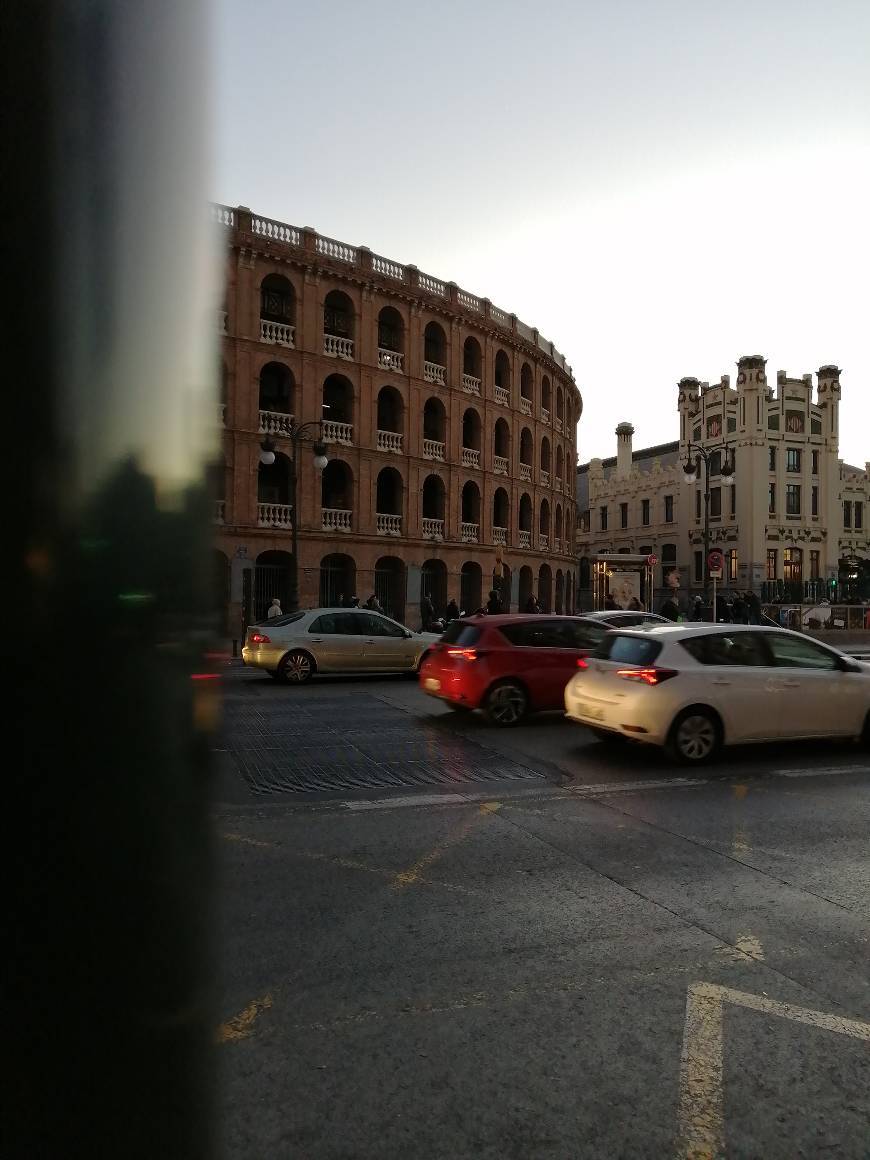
[592,553,656,612]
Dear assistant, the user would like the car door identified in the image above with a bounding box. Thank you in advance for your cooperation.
[358,612,414,671]
[679,631,785,742]
[306,611,362,672]
[761,632,865,738]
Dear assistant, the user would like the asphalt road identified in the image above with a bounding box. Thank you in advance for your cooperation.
[215,668,870,1159]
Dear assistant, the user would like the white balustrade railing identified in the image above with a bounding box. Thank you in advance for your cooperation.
[322,508,352,532]
[555,476,563,493]
[252,217,300,245]
[372,254,404,280]
[378,347,404,373]
[322,420,353,444]
[423,361,446,385]
[260,319,295,347]
[377,430,403,453]
[259,410,294,436]
[520,397,532,415]
[492,526,507,546]
[419,272,447,297]
[458,290,482,313]
[218,311,228,334]
[316,235,356,263]
[376,513,402,536]
[490,305,510,327]
[258,503,293,528]
[462,374,481,395]
[519,463,532,482]
[218,403,226,426]
[539,534,550,551]
[554,538,562,553]
[214,500,226,524]
[423,439,445,461]
[494,455,508,475]
[541,469,550,487]
[211,204,235,227]
[519,530,531,548]
[541,407,550,423]
[554,416,563,433]
[461,447,481,468]
[324,334,354,359]
[422,518,444,538]
[461,522,480,543]
[494,385,510,405]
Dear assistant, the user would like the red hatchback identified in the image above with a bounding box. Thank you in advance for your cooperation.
[419,614,607,725]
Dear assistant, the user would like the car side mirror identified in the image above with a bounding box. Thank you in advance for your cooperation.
[404,630,413,639]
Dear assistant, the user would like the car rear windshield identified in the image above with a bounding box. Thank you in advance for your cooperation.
[594,634,663,665]
[440,622,482,647]
[252,612,306,627]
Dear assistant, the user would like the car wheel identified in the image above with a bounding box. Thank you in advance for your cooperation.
[277,650,315,685]
[667,708,721,765]
[484,681,528,727]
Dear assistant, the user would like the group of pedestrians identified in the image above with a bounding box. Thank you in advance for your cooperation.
[689,589,763,624]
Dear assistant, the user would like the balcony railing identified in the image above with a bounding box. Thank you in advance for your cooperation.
[376,513,402,536]
[519,530,531,548]
[519,463,532,482]
[322,420,353,444]
[218,403,226,426]
[541,407,550,423]
[324,334,354,359]
[555,476,563,492]
[218,311,228,334]
[377,430,403,453]
[520,397,532,415]
[492,526,507,546]
[423,439,445,461]
[258,503,293,528]
[494,455,508,475]
[422,518,444,539]
[541,469,550,487]
[462,374,481,395]
[554,416,563,433]
[378,348,404,373]
[423,361,446,385]
[214,500,225,524]
[260,319,295,347]
[259,410,294,437]
[554,537,561,553]
[461,447,481,468]
[322,508,352,532]
[539,533,549,551]
[494,385,510,406]
[461,522,480,543]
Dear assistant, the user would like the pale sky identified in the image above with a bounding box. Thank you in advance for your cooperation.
[214,0,869,468]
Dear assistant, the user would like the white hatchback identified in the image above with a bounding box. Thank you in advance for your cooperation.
[564,624,870,764]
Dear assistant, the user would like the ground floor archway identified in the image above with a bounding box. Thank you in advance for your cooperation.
[319,553,356,608]
[460,561,483,615]
[421,558,448,619]
[538,564,552,613]
[375,556,406,622]
[518,565,534,611]
[255,549,292,620]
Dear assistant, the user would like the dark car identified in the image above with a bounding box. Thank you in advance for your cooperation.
[419,614,605,725]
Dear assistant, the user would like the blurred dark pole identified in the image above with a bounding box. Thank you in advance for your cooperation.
[7,3,216,1158]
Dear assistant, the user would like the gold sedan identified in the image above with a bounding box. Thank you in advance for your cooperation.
[242,608,440,683]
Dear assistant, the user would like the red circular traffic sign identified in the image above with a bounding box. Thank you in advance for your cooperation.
[647,554,658,566]
[707,549,725,572]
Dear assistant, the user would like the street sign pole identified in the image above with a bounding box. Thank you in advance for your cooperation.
[713,574,717,623]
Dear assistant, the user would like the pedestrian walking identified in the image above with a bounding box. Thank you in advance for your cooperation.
[420,592,435,631]
[486,589,502,615]
[691,596,703,622]
[446,598,460,622]
[365,593,383,613]
[746,590,762,624]
[604,593,619,610]
[732,592,748,624]
[525,593,540,614]
[267,597,283,619]
[661,595,679,622]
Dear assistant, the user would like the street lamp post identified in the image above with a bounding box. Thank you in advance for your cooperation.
[682,442,735,598]
[260,421,328,612]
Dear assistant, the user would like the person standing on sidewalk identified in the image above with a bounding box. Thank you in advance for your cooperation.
[267,597,283,619]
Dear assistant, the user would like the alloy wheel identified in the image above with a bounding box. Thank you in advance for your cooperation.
[675,713,717,762]
[487,683,527,726]
[281,652,312,683]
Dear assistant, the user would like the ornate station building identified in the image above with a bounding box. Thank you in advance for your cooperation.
[213,205,580,632]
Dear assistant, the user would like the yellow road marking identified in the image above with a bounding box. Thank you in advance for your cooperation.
[216,993,273,1044]
[676,982,870,1158]
[222,832,273,848]
[392,802,500,889]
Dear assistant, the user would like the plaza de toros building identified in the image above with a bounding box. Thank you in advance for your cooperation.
[576,356,870,608]
[213,205,580,632]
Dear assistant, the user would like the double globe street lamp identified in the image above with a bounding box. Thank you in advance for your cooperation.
[682,442,735,596]
[260,421,329,612]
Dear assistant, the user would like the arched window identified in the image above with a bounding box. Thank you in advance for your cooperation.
[494,417,510,463]
[321,460,353,522]
[556,384,564,428]
[460,562,483,614]
[323,290,354,357]
[422,474,446,521]
[520,363,533,407]
[463,336,482,380]
[319,553,357,608]
[374,556,406,622]
[540,498,551,537]
[260,274,295,324]
[462,408,482,452]
[376,385,403,435]
[541,375,552,416]
[258,363,294,431]
[323,374,354,429]
[520,428,533,467]
[375,466,403,520]
[538,564,552,612]
[461,480,481,527]
[493,487,510,533]
[494,350,511,392]
[423,322,447,376]
[377,305,403,353]
[541,436,552,476]
[556,445,565,485]
[519,492,533,532]
[423,397,446,451]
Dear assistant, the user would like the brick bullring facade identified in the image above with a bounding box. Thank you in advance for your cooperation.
[214,205,581,634]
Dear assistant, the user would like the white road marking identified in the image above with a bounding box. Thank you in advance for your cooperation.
[676,981,870,1159]
[568,777,706,797]
[775,764,869,778]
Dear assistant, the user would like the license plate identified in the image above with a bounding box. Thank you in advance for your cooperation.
[576,700,604,721]
[424,677,441,692]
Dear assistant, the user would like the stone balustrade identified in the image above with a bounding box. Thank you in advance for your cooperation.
[539,533,549,551]
[258,503,293,528]
[494,385,510,405]
[519,530,531,548]
[461,447,481,468]
[461,522,480,543]
[492,526,507,546]
[423,361,446,385]
[554,416,563,433]
[494,455,508,475]
[259,410,295,437]
[377,430,403,453]
[324,334,354,359]
[423,439,445,461]
[323,420,353,444]
[376,513,402,536]
[520,397,532,415]
[378,348,404,373]
[541,407,550,423]
[422,518,444,538]
[260,319,295,347]
[519,463,532,482]
[461,374,481,395]
[322,508,352,532]
[541,469,550,487]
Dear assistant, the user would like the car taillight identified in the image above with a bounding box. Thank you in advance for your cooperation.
[616,667,677,686]
[576,657,589,669]
[249,632,270,644]
[446,647,483,661]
